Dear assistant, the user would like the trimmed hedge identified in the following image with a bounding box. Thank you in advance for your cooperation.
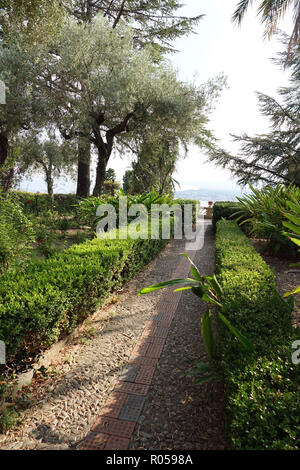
[215,220,300,450]
[0,229,170,363]
[212,201,240,231]
[12,191,77,215]
[173,199,199,224]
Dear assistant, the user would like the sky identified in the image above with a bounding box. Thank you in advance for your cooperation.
[19,0,293,194]
[170,0,292,192]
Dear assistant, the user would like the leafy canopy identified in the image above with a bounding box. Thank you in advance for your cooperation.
[40,13,225,173]
[71,0,204,54]
[0,0,70,46]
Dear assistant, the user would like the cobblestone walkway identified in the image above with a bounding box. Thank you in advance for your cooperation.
[0,221,224,450]
[80,221,224,450]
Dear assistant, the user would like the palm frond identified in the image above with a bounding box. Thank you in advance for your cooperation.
[232,0,254,24]
[286,0,300,60]
[258,0,293,39]
[233,0,300,57]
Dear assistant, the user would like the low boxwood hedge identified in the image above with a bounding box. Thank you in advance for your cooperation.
[0,229,170,363]
[173,198,199,225]
[215,219,300,450]
[212,201,240,231]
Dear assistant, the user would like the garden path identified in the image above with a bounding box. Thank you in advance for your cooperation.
[0,220,224,450]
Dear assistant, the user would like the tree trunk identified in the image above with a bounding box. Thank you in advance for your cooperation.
[46,170,54,211]
[93,149,108,196]
[76,135,91,198]
[0,132,8,167]
[91,112,134,196]
[47,178,54,200]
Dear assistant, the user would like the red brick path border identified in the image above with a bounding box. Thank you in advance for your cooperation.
[80,250,196,450]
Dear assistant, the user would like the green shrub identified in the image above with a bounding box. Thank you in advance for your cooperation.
[235,184,300,253]
[0,226,170,363]
[282,197,300,296]
[0,406,22,433]
[77,191,199,231]
[212,201,240,231]
[73,231,91,245]
[215,220,300,449]
[0,192,35,271]
[173,198,199,225]
[55,217,72,231]
[12,191,77,216]
[76,194,116,230]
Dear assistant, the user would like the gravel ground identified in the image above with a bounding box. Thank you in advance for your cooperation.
[0,222,225,450]
[0,239,184,450]
[129,223,225,450]
[251,240,300,327]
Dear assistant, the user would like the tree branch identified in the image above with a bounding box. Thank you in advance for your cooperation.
[112,0,126,29]
[106,111,134,155]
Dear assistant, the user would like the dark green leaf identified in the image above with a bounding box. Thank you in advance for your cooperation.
[218,312,254,352]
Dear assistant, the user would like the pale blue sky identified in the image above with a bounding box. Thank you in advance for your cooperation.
[19,0,293,194]
[171,0,291,191]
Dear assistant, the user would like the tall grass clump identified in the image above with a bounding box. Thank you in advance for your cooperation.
[234,184,300,253]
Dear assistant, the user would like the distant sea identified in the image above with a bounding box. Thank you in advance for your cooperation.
[174,187,247,206]
[19,176,248,204]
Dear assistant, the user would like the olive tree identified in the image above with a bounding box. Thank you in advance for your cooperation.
[0,42,46,173]
[69,1,204,197]
[42,14,225,195]
[0,0,70,46]
[16,130,77,200]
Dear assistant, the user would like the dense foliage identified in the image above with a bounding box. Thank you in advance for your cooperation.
[173,198,199,226]
[0,191,34,271]
[215,220,300,449]
[122,135,179,195]
[0,225,170,364]
[71,0,203,54]
[0,0,70,46]
[0,191,90,269]
[212,201,241,231]
[38,13,223,196]
[282,195,300,296]
[13,191,77,215]
[77,190,199,231]
[0,2,222,198]
[235,184,300,253]
[70,0,205,197]
[0,189,198,366]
